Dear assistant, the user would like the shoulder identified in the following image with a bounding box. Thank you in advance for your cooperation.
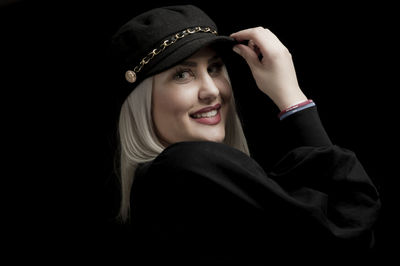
[150,141,265,177]
[134,141,266,190]
[132,141,271,217]
[155,141,251,167]
[162,140,246,158]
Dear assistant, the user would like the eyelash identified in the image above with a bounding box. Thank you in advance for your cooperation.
[208,62,224,75]
[173,62,224,82]
[174,68,194,81]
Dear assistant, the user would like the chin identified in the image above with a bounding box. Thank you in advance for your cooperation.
[197,132,225,143]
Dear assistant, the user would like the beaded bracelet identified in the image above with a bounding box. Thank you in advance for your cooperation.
[278,99,315,120]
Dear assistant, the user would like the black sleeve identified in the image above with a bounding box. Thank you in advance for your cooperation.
[279,105,332,150]
[130,140,381,264]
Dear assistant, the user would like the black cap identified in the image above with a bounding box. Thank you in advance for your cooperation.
[112,5,235,100]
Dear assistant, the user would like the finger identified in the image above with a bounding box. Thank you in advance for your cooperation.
[232,44,261,67]
[230,27,267,42]
[249,40,262,59]
[231,27,271,58]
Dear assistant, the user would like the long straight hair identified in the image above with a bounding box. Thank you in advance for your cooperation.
[117,69,249,222]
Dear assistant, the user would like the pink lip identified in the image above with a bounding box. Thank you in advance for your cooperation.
[190,103,222,125]
[191,103,221,116]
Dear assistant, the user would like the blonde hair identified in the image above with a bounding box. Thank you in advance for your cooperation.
[117,70,249,222]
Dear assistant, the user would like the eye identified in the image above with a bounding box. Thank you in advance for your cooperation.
[173,68,195,83]
[208,62,224,77]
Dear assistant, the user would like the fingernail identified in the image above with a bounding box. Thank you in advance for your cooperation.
[233,46,241,55]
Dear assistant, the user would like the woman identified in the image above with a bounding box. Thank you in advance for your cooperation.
[112,5,380,264]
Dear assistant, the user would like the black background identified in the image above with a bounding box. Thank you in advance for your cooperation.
[1,0,398,262]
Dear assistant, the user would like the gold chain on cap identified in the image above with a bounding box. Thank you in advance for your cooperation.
[125,26,218,83]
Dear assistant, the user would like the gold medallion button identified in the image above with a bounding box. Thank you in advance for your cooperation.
[125,70,137,83]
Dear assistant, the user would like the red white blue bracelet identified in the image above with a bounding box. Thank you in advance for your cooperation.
[278,99,315,120]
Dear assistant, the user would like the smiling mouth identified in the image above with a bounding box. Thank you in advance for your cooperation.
[190,103,221,118]
[191,109,218,118]
[189,104,222,125]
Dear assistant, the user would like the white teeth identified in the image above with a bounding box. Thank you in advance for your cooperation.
[192,109,218,118]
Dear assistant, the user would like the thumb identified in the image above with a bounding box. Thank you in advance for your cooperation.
[232,44,260,67]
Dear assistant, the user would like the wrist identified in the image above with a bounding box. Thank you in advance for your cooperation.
[278,99,315,120]
[273,91,308,111]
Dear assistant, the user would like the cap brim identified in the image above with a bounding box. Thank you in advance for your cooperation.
[145,33,236,77]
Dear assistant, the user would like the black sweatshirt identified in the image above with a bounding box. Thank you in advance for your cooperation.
[129,106,381,265]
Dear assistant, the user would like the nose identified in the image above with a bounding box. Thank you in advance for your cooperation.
[198,72,219,102]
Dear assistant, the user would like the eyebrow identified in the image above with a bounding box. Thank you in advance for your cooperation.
[179,55,221,67]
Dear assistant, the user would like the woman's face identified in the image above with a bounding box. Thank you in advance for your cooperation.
[152,46,232,146]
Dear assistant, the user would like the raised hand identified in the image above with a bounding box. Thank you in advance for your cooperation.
[230,27,307,111]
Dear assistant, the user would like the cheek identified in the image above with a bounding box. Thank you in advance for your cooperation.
[215,77,232,103]
[152,87,193,137]
[153,89,192,117]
